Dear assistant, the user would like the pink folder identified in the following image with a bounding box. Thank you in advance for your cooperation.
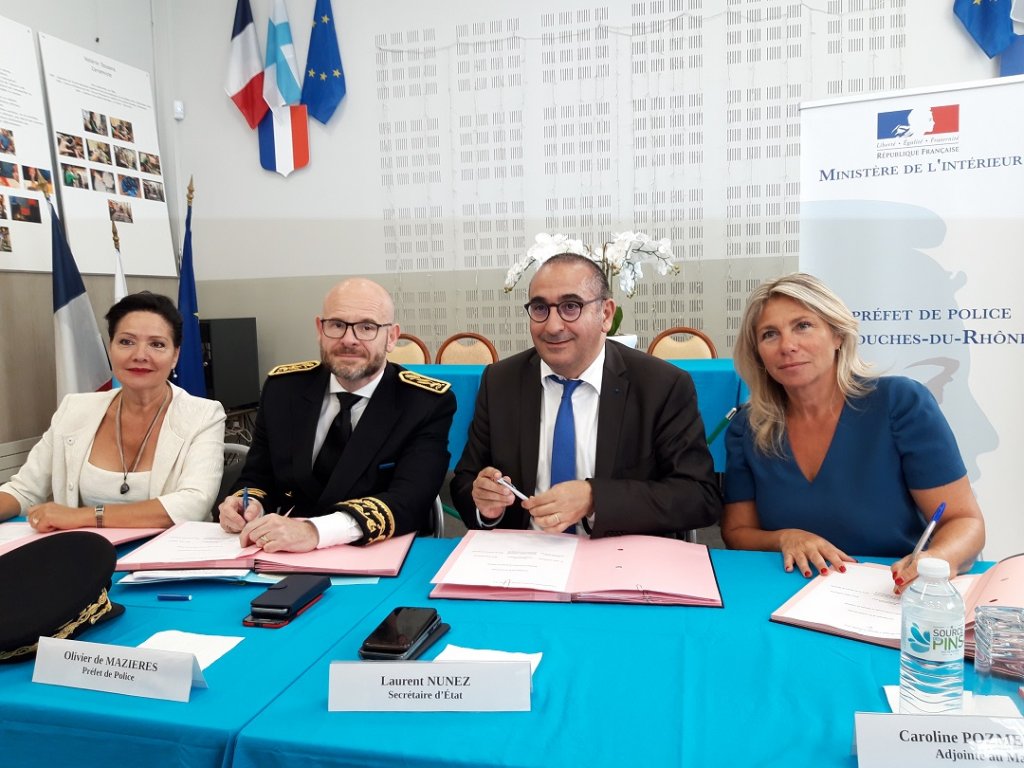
[115,528,415,576]
[0,524,163,557]
[430,530,722,606]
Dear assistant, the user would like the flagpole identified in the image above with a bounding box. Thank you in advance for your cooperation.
[176,175,207,397]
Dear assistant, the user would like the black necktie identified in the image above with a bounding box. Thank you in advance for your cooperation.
[313,392,361,486]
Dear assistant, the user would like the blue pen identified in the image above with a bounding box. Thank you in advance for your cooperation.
[157,594,191,601]
[912,502,946,558]
[241,486,249,515]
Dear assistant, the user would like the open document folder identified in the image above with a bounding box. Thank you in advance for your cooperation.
[770,556,1024,655]
[0,522,162,556]
[429,529,723,606]
[115,521,414,576]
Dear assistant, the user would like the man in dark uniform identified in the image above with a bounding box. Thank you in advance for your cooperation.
[219,278,455,551]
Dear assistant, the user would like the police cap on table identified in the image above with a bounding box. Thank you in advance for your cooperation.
[0,531,125,663]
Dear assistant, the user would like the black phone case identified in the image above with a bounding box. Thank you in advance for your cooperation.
[359,607,440,656]
[250,574,331,617]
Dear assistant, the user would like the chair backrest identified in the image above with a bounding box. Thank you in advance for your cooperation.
[647,327,718,359]
[212,443,250,521]
[435,332,499,364]
[387,333,430,365]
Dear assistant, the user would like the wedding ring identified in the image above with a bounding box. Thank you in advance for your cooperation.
[554,514,560,525]
[259,534,269,544]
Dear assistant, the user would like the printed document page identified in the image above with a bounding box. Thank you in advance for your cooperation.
[440,531,578,591]
[119,521,252,566]
[777,563,901,639]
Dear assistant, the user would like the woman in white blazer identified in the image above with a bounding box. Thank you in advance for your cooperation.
[0,292,225,530]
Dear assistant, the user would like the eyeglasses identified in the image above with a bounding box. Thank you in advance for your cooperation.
[319,318,393,341]
[523,297,604,323]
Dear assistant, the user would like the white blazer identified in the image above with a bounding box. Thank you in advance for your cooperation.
[1,383,226,523]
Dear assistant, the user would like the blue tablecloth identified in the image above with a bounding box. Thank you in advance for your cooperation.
[407,359,746,472]
[0,539,445,768]
[231,540,978,768]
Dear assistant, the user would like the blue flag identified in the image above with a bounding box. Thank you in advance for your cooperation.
[175,200,207,397]
[301,0,347,124]
[1000,34,1024,75]
[954,0,1014,57]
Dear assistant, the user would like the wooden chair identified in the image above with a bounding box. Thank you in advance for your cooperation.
[387,333,430,365]
[435,332,499,364]
[646,326,719,359]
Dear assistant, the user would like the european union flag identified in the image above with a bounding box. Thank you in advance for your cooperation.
[176,191,207,397]
[953,0,1014,58]
[301,0,346,124]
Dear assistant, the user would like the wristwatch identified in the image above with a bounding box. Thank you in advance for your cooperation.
[94,504,105,528]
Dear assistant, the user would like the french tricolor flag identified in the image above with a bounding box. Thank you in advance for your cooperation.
[258,104,310,177]
[224,0,267,130]
[258,0,309,176]
[50,204,111,402]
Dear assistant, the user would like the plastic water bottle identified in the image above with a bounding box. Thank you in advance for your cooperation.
[899,557,965,714]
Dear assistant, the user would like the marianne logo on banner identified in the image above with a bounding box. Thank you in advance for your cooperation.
[875,104,960,161]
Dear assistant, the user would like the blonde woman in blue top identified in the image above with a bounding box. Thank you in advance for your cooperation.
[722,273,984,592]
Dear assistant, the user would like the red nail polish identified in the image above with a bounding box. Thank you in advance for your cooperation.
[895,577,904,586]
[820,568,828,575]
[840,566,847,573]
[804,570,811,577]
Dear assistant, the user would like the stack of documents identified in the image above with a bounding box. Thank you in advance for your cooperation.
[430,530,722,606]
[116,521,414,576]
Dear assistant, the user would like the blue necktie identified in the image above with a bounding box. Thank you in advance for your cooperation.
[549,376,583,534]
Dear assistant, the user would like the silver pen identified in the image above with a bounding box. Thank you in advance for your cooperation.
[495,476,528,501]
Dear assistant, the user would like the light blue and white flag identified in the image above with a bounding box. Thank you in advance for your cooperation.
[263,0,301,108]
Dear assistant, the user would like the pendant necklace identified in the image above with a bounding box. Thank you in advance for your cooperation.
[115,386,170,494]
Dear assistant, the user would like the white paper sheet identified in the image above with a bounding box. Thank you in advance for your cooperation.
[118,521,251,566]
[883,685,1022,717]
[779,564,902,639]
[138,630,243,671]
[439,531,578,591]
[434,644,543,675]
[0,522,32,545]
[118,569,251,584]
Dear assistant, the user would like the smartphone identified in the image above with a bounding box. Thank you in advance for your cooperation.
[358,607,443,660]
[244,574,330,628]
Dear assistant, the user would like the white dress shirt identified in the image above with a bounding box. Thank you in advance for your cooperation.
[307,365,386,548]
[479,347,605,535]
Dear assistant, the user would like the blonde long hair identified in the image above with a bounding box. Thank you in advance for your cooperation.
[734,273,876,455]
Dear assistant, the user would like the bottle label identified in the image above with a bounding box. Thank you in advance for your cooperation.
[904,620,965,662]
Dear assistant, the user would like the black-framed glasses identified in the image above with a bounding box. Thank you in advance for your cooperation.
[523,297,604,323]
[319,318,393,341]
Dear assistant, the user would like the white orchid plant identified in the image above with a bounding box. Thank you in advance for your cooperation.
[504,231,680,335]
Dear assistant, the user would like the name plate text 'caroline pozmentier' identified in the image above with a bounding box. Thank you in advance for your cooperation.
[855,712,1024,768]
[32,636,207,703]
[328,661,531,711]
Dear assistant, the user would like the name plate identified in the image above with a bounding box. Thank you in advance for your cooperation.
[32,636,207,703]
[328,660,531,711]
[855,712,1024,767]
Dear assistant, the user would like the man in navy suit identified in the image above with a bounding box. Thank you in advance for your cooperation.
[451,253,720,538]
[219,279,455,551]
